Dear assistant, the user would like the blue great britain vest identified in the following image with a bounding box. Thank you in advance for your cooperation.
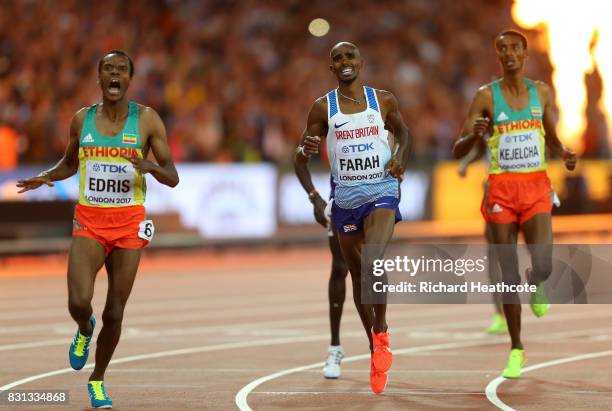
[325,87,398,209]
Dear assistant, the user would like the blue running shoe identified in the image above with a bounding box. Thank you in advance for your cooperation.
[69,316,96,370]
[88,381,112,409]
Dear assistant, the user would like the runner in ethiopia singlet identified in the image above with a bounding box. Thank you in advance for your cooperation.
[482,78,553,225]
[15,51,180,409]
[73,101,152,254]
[487,78,546,175]
[79,101,146,207]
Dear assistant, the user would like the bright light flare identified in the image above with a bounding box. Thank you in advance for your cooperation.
[513,0,612,154]
[308,18,330,37]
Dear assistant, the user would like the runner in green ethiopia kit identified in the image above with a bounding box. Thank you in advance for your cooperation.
[17,50,179,409]
[454,30,576,379]
[79,102,146,208]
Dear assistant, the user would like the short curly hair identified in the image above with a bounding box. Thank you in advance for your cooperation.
[97,50,135,78]
[496,29,528,50]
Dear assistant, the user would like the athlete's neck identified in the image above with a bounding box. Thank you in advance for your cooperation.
[337,82,364,101]
[100,99,129,122]
[500,72,526,95]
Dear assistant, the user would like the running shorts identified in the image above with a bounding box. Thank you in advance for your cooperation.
[481,170,553,226]
[72,204,153,255]
[332,196,401,236]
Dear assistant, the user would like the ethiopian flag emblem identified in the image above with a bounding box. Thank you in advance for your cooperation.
[122,133,137,145]
[531,106,542,117]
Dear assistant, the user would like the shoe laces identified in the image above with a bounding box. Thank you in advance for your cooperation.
[509,349,524,360]
[73,332,89,356]
[89,381,109,401]
[326,349,343,366]
[373,332,389,350]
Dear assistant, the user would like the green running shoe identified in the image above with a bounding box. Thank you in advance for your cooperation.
[502,348,525,378]
[486,313,508,334]
[525,268,550,318]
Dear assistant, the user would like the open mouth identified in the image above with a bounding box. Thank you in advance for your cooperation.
[108,79,121,95]
[341,66,354,76]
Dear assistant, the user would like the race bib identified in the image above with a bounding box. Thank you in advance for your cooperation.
[84,160,135,206]
[335,140,387,183]
[138,220,155,241]
[498,130,542,171]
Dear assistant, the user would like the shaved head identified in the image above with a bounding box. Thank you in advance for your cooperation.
[328,41,363,83]
[330,42,360,59]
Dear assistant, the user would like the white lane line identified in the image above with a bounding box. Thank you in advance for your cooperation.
[234,326,612,411]
[0,306,488,352]
[0,313,608,405]
[0,311,488,391]
[0,302,481,334]
[107,368,499,374]
[252,390,487,396]
[0,334,329,391]
[0,338,68,352]
[0,302,329,334]
[2,306,606,353]
[235,338,506,410]
[1,331,491,392]
[0,289,326,321]
[0,307,493,391]
[485,349,612,411]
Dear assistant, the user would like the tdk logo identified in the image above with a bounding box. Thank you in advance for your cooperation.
[505,134,533,144]
[346,143,374,153]
[94,163,128,173]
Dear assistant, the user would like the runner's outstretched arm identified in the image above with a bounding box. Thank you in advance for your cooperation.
[17,108,87,193]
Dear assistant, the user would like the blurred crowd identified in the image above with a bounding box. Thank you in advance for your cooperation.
[0,0,607,168]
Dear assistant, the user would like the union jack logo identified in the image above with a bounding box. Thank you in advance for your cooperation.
[343,224,358,232]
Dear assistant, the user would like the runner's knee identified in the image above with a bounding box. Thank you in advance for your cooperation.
[330,261,348,279]
[68,295,92,319]
[102,304,125,325]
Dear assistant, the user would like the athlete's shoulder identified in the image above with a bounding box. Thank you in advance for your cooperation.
[374,89,397,105]
[471,83,494,108]
[73,106,90,119]
[476,82,494,96]
[531,80,553,106]
[135,103,154,115]
[310,95,328,116]
[136,104,163,122]
[373,88,392,96]
[70,106,90,130]
[314,95,328,106]
[532,79,552,93]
